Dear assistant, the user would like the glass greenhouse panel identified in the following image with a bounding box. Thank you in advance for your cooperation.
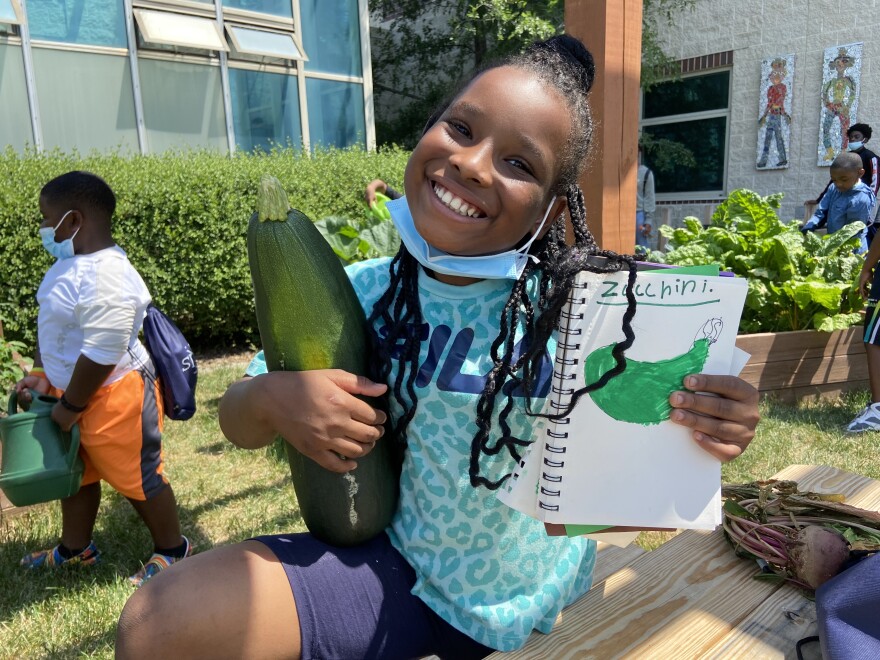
[33,48,138,152]
[306,77,364,149]
[27,0,126,47]
[229,67,301,152]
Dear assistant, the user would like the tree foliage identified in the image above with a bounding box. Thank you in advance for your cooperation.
[370,0,694,147]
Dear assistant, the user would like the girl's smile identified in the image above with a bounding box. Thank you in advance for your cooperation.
[404,66,570,265]
[430,182,486,219]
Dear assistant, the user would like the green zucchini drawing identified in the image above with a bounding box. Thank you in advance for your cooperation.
[583,318,722,425]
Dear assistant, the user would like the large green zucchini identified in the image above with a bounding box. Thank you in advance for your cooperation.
[247,175,399,546]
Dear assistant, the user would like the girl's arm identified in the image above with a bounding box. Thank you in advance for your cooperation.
[668,374,760,462]
[219,369,389,473]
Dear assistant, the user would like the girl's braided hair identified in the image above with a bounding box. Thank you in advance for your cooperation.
[366,34,639,489]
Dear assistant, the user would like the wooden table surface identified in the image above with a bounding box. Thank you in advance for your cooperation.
[487,464,880,659]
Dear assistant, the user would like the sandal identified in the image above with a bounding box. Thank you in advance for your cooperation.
[129,536,192,588]
[21,541,101,569]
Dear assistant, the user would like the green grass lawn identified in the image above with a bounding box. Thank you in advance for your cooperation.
[1,354,879,658]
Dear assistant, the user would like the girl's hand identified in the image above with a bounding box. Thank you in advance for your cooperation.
[13,376,51,409]
[258,369,388,473]
[668,374,760,462]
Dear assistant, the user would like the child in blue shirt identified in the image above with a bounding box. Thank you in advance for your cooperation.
[802,152,876,253]
[117,35,761,659]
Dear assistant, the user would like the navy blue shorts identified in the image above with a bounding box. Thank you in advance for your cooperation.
[253,532,493,660]
[865,268,880,346]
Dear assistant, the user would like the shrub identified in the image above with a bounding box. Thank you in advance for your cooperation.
[649,189,865,333]
[0,146,410,353]
[0,314,27,394]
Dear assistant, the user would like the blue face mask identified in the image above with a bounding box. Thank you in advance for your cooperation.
[848,141,864,151]
[387,195,556,280]
[39,210,79,260]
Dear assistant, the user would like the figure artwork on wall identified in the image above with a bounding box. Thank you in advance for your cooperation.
[817,43,862,166]
[757,55,794,170]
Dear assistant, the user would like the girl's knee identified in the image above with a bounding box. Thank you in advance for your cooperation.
[116,585,161,657]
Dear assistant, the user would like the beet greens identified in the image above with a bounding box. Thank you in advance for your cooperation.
[722,479,880,592]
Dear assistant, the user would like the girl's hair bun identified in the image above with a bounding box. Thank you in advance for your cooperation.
[525,34,595,93]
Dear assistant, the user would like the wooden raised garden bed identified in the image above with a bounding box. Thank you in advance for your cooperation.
[736,327,867,403]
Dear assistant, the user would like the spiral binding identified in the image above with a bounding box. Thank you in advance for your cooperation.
[537,279,591,516]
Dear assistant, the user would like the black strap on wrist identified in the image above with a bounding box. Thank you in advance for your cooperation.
[59,393,87,413]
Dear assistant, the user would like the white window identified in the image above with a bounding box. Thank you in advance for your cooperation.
[0,0,22,25]
[226,24,304,60]
[134,9,228,52]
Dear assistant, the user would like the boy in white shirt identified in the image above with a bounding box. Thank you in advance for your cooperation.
[14,171,190,587]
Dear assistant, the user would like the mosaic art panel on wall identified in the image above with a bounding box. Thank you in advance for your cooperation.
[817,42,862,166]
[757,54,795,170]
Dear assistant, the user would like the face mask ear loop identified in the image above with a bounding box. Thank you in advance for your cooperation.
[53,209,74,232]
[518,196,557,261]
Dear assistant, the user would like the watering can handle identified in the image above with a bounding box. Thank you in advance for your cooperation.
[7,388,53,416]
[65,424,82,467]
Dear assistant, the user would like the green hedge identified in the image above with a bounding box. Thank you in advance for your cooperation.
[0,146,410,353]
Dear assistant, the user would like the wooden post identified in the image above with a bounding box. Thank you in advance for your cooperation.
[565,0,643,253]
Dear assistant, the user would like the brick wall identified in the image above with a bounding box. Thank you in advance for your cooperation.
[649,0,880,226]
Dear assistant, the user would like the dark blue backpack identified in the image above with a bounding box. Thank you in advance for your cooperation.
[142,304,198,421]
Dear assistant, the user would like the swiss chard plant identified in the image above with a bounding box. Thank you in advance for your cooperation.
[648,189,866,333]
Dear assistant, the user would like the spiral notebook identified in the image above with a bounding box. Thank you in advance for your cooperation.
[498,267,748,532]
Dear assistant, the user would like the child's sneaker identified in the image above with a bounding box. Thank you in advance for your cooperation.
[21,542,101,569]
[846,403,880,433]
[129,536,192,588]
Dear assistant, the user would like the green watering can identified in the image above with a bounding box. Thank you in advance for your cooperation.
[365,192,392,223]
[0,389,83,507]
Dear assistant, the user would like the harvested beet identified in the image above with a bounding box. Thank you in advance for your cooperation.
[789,525,850,589]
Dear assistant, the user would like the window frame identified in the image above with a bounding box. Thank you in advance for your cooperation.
[640,68,733,202]
[0,0,23,25]
[225,22,305,61]
[133,8,228,52]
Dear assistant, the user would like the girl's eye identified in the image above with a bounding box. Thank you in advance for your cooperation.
[507,158,534,176]
[447,120,471,139]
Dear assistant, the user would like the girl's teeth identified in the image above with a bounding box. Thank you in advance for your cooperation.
[433,183,482,217]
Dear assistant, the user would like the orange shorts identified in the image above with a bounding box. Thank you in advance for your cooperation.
[50,369,167,501]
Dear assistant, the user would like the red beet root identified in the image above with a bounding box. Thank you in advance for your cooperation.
[789,525,850,589]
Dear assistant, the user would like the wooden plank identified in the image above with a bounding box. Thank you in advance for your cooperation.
[766,380,870,404]
[771,464,880,508]
[736,328,864,364]
[739,353,868,390]
[703,589,818,660]
[592,541,645,584]
[494,529,780,659]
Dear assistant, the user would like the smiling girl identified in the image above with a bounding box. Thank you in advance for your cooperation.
[116,35,760,659]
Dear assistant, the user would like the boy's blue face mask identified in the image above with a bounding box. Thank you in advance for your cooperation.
[386,195,556,280]
[39,210,79,260]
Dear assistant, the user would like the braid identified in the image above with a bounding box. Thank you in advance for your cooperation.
[365,248,422,450]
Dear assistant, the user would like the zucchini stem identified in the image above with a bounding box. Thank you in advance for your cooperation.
[258,175,292,222]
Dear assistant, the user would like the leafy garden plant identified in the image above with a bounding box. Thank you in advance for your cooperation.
[649,189,865,333]
[0,316,27,394]
[314,211,400,264]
